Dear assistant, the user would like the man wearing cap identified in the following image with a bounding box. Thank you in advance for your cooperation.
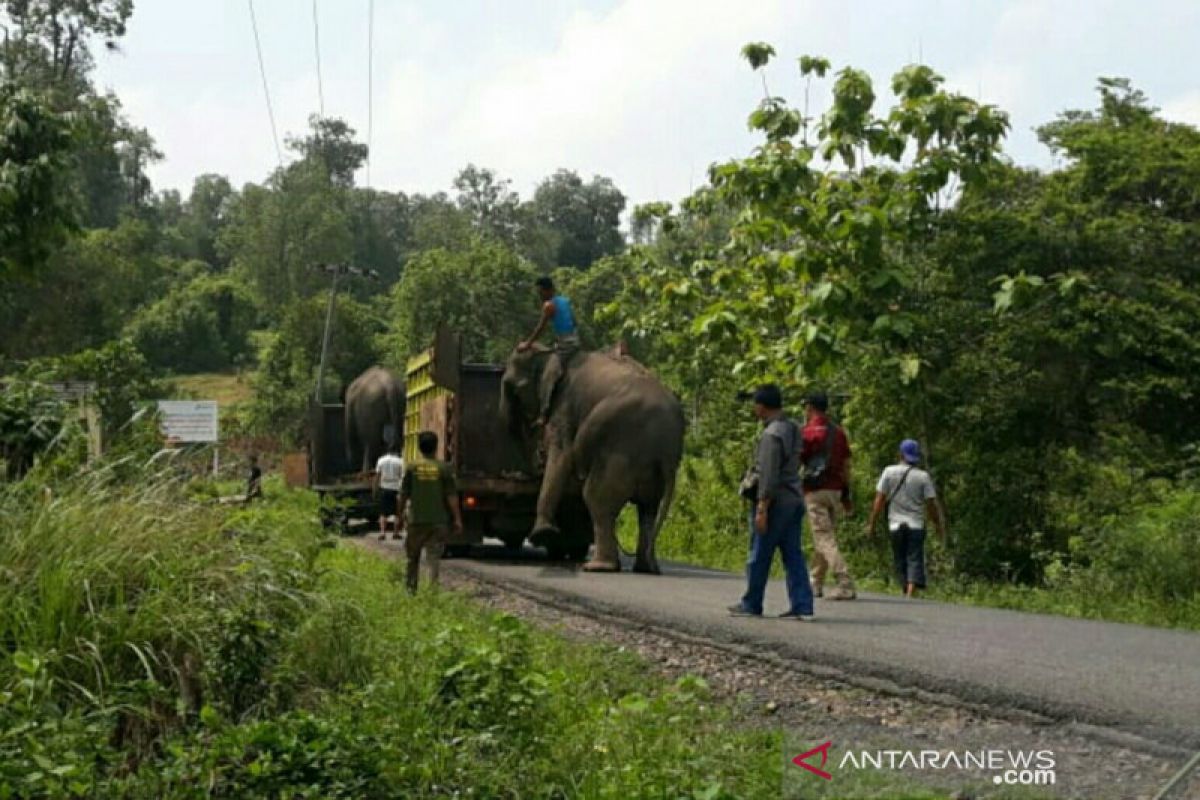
[800,392,856,600]
[867,439,946,598]
[728,384,815,620]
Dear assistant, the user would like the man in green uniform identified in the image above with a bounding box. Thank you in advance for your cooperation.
[399,431,463,593]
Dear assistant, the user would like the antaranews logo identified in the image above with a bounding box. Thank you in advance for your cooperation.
[791,741,833,781]
[788,741,1057,787]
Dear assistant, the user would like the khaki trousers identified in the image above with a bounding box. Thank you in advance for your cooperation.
[806,489,854,590]
[405,524,447,593]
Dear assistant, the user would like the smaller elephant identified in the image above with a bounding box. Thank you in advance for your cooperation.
[501,346,685,573]
[345,366,405,473]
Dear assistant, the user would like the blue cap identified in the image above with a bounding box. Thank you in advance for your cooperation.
[900,439,921,464]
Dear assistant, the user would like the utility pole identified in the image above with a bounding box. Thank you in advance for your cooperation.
[313,263,380,403]
[314,265,341,402]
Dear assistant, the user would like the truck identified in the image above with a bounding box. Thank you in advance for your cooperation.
[307,399,379,533]
[404,327,593,560]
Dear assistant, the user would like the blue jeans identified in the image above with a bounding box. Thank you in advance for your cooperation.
[739,501,814,615]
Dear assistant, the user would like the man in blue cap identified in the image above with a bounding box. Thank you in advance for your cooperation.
[867,439,947,598]
[728,384,815,620]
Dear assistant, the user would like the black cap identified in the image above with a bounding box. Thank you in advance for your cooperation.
[535,276,554,291]
[752,384,783,409]
[804,391,828,412]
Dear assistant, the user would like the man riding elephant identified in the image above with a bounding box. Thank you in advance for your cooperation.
[517,276,580,428]
[501,344,685,574]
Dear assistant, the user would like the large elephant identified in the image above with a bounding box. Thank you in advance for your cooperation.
[500,346,685,573]
[345,366,405,473]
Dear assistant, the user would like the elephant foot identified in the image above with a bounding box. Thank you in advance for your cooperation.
[632,559,661,575]
[582,559,622,573]
[529,521,561,549]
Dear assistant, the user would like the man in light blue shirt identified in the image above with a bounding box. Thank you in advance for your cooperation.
[518,276,580,425]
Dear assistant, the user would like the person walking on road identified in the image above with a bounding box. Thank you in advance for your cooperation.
[867,439,947,598]
[399,431,463,593]
[374,445,405,541]
[801,393,856,600]
[728,385,815,620]
[517,276,580,426]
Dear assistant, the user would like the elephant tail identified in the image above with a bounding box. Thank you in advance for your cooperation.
[652,465,676,541]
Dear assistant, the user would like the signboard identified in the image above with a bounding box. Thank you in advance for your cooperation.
[46,381,97,402]
[157,400,219,443]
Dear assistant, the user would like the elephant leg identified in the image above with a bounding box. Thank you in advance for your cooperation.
[633,502,661,574]
[581,472,622,573]
[532,444,570,539]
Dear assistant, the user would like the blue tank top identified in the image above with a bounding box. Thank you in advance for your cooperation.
[550,295,577,336]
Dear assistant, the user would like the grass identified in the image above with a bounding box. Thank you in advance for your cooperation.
[5,469,953,798]
[173,371,255,407]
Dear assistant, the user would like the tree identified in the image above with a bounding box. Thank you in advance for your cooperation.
[125,275,257,372]
[286,115,368,188]
[0,0,133,93]
[385,239,537,363]
[453,164,522,242]
[0,87,78,277]
[530,169,626,268]
[250,294,384,435]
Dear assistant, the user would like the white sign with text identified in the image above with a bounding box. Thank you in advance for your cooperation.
[158,400,219,443]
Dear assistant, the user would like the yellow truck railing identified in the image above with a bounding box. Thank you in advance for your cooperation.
[403,326,461,463]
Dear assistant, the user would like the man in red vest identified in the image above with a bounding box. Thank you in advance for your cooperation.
[801,392,856,600]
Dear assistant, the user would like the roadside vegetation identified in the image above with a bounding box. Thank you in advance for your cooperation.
[2,461,804,798]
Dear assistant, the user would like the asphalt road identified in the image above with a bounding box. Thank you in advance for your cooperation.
[443,544,1200,751]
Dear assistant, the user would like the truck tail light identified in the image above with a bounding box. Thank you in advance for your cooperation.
[464,495,478,509]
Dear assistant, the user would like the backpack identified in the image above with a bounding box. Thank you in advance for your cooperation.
[801,421,837,490]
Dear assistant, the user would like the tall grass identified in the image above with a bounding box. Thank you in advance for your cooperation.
[1,468,805,797]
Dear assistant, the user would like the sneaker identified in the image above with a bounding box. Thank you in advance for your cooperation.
[377,532,386,541]
[812,586,824,598]
[727,604,760,617]
[778,610,815,621]
[826,586,857,601]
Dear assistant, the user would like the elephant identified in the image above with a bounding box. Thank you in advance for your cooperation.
[345,366,405,473]
[500,345,685,573]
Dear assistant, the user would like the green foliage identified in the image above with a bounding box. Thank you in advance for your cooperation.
[125,275,258,372]
[0,475,784,797]
[530,168,627,269]
[249,293,384,438]
[385,238,538,363]
[0,87,78,276]
[603,45,1200,617]
[0,378,76,479]
[21,338,162,441]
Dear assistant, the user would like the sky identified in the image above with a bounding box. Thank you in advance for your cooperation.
[91,0,1200,209]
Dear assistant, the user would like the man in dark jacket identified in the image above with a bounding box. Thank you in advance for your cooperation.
[728,385,815,620]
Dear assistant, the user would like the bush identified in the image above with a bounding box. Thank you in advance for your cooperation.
[125,275,258,373]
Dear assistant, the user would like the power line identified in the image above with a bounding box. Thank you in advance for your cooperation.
[312,0,325,116]
[247,0,283,169]
[366,0,374,189]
